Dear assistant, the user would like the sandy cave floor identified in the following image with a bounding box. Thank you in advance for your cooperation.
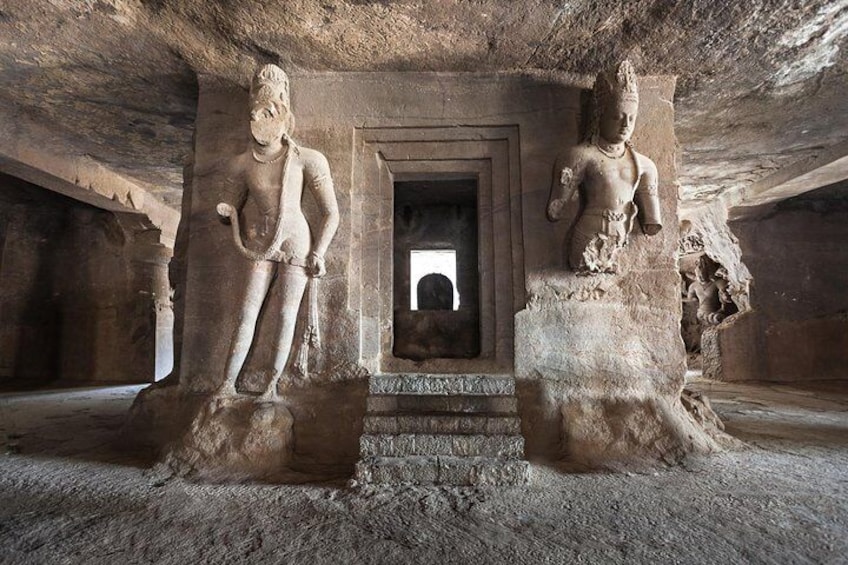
[0,380,847,564]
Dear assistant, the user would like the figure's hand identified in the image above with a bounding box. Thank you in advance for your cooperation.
[217,202,235,221]
[307,252,326,278]
[643,223,662,236]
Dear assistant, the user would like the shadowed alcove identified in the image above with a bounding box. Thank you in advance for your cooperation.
[392,179,480,361]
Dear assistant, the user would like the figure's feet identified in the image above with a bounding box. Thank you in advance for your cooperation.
[256,384,280,402]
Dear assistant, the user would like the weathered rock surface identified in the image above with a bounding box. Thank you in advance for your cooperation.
[0,173,172,385]
[128,383,295,481]
[162,395,294,482]
[0,1,845,210]
[516,76,729,467]
[5,382,848,563]
[680,201,753,313]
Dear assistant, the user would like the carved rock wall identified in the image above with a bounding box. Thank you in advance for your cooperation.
[176,72,581,470]
[166,71,719,474]
[715,182,848,382]
[0,173,171,384]
[680,201,753,313]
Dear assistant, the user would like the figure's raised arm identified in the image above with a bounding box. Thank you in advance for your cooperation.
[547,149,586,222]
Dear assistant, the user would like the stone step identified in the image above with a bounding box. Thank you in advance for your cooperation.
[370,373,515,396]
[354,455,531,486]
[366,394,517,414]
[360,433,524,458]
[363,413,521,435]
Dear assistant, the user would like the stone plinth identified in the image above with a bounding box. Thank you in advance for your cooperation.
[162,394,294,482]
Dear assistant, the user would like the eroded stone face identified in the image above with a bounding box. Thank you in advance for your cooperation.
[599,97,639,146]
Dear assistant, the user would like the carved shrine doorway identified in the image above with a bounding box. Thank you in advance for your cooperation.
[353,126,523,374]
[392,179,480,361]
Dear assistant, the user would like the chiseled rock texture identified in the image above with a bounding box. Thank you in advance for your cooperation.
[128,384,294,481]
[164,397,294,482]
[680,201,753,313]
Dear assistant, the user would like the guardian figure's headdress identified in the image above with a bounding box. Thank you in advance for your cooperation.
[586,60,639,142]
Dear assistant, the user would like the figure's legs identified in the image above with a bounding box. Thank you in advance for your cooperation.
[258,267,309,400]
[216,261,275,396]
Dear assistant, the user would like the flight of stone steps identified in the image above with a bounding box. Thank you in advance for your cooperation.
[354,373,531,486]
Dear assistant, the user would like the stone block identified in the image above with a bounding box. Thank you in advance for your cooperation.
[363,414,521,435]
[369,373,515,395]
[359,433,524,458]
[438,457,532,486]
[366,394,517,414]
[354,456,531,486]
[354,456,439,485]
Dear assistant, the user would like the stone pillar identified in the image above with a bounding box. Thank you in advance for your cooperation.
[115,212,174,382]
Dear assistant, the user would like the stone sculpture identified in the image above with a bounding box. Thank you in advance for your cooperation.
[216,64,339,399]
[547,60,662,275]
[687,256,735,326]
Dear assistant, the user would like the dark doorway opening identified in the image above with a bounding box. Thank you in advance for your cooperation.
[393,179,480,360]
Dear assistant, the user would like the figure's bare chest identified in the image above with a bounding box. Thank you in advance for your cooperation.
[246,161,283,194]
[244,160,303,205]
[589,157,638,188]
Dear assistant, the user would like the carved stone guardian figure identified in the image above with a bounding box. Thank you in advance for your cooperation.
[547,60,662,275]
[216,64,339,399]
[687,256,736,326]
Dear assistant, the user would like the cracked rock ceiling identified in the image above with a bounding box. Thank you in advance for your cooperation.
[1,0,846,210]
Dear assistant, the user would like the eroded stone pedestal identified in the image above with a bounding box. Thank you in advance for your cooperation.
[354,374,531,486]
[128,385,294,482]
[164,396,294,481]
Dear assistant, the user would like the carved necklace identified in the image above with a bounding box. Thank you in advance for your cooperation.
[597,142,626,159]
[251,147,285,164]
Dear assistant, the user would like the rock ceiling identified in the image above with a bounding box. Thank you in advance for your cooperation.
[1,0,846,210]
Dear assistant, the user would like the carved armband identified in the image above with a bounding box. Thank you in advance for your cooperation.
[637,177,659,196]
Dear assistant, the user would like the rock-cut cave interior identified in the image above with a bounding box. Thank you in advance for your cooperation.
[1,2,846,563]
